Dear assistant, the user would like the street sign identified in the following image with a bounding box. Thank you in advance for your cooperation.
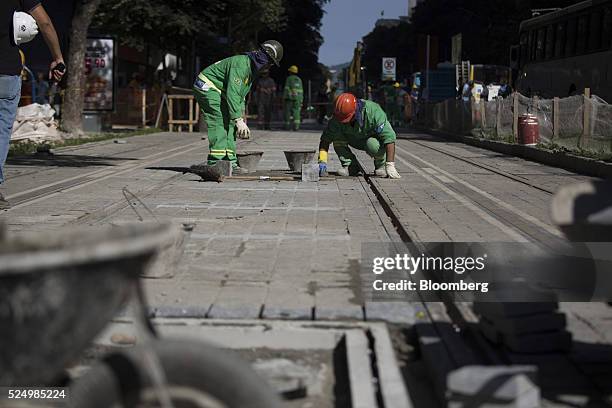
[381,57,396,81]
[84,37,115,111]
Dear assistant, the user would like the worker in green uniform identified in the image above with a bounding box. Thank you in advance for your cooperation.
[283,65,303,131]
[193,40,283,173]
[318,93,401,179]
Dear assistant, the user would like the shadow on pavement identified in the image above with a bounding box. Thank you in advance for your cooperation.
[6,154,137,168]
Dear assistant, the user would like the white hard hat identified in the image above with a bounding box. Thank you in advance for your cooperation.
[13,11,39,46]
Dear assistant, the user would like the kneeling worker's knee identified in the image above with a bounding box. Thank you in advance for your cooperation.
[365,137,383,157]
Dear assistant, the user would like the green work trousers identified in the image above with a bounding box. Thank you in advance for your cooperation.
[333,137,386,169]
[193,88,237,166]
[284,99,301,130]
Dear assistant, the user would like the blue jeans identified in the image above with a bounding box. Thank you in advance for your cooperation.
[0,75,21,184]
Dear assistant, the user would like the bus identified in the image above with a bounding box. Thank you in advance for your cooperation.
[513,0,612,102]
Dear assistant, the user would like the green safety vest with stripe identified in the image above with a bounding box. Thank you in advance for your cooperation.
[283,75,303,102]
[320,100,396,147]
[198,55,256,121]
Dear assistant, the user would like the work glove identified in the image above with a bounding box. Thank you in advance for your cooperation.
[385,162,401,179]
[235,117,250,139]
[319,162,328,177]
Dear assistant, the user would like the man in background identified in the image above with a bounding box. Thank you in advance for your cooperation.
[256,69,276,130]
[283,65,303,131]
[0,0,65,209]
[34,71,49,104]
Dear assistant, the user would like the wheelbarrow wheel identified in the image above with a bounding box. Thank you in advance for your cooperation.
[69,339,282,408]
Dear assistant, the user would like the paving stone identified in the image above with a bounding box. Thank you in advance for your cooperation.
[364,302,417,325]
[473,302,559,318]
[301,163,320,182]
[447,365,540,408]
[504,330,573,354]
[486,312,567,336]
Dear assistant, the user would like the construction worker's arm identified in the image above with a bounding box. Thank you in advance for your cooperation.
[372,107,401,179]
[225,58,250,121]
[318,121,341,176]
[297,78,304,104]
[29,4,65,82]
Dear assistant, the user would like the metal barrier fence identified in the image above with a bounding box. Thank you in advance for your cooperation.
[416,92,612,154]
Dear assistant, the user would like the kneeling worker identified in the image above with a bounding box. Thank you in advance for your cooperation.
[318,93,401,179]
[193,40,283,173]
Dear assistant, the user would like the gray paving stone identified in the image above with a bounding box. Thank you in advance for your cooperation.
[447,365,540,408]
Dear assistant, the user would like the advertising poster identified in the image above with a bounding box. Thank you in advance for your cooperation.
[84,37,115,111]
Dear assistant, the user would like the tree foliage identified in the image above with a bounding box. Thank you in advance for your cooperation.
[260,0,330,86]
[92,0,224,53]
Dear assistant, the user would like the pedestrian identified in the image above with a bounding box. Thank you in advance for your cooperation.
[316,82,330,125]
[499,78,513,99]
[395,82,407,126]
[317,93,401,179]
[192,40,283,174]
[255,69,276,130]
[1,0,65,209]
[461,81,473,103]
[34,72,49,105]
[283,65,303,131]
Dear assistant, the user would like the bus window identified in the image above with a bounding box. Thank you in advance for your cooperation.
[576,14,588,54]
[566,18,577,56]
[602,7,612,49]
[536,28,546,60]
[555,21,566,57]
[545,25,555,59]
[589,11,602,51]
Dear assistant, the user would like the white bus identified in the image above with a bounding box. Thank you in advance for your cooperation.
[514,0,612,102]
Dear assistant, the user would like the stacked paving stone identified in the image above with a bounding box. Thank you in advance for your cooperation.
[474,302,572,353]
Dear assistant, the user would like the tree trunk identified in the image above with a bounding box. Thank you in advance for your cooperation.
[61,0,103,136]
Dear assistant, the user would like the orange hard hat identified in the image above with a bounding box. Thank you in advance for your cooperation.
[334,93,357,123]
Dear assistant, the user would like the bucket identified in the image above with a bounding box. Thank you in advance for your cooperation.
[236,151,264,173]
[284,150,317,172]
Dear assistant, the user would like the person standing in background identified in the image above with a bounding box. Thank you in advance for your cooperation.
[34,71,49,104]
[0,0,65,209]
[283,65,303,131]
[255,69,276,130]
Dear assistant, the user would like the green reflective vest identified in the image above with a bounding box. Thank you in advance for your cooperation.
[199,55,256,120]
[283,75,304,102]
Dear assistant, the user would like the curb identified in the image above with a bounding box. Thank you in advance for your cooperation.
[411,129,612,179]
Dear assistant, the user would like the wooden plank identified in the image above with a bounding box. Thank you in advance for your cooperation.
[189,98,194,133]
[513,92,519,142]
[553,97,560,140]
[581,87,591,147]
[168,94,195,100]
[168,97,174,132]
[168,119,197,125]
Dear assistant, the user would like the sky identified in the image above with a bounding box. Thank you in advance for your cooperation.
[318,0,408,67]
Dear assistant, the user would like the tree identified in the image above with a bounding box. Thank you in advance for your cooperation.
[259,0,330,89]
[92,0,224,53]
[62,0,103,136]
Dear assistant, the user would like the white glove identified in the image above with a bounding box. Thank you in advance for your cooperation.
[385,162,401,179]
[235,117,251,139]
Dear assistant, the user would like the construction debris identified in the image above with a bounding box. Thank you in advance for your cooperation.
[11,103,64,144]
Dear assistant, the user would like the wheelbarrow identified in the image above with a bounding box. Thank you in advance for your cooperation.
[0,223,281,407]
